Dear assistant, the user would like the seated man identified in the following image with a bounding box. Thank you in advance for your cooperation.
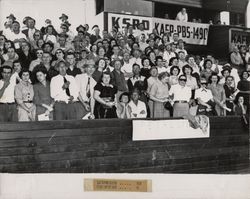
[50,60,83,120]
[127,88,147,118]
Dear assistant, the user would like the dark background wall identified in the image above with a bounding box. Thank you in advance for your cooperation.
[0,117,248,173]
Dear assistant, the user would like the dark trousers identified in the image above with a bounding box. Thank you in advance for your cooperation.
[54,101,87,120]
[0,103,18,122]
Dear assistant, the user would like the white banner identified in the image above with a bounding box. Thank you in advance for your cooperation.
[153,18,210,45]
[132,118,210,141]
[108,13,210,45]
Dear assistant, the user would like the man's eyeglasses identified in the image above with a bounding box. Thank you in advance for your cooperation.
[36,52,43,55]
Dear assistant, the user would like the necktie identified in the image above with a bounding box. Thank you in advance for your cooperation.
[86,77,91,99]
[63,76,70,96]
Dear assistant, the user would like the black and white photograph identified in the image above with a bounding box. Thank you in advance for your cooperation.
[0,0,249,198]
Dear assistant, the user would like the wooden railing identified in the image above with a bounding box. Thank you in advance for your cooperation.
[0,116,249,173]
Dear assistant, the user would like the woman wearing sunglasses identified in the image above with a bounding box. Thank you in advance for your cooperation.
[29,49,43,71]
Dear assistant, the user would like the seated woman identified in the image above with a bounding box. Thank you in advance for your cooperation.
[116,92,130,119]
[14,69,36,121]
[127,89,147,119]
[149,72,171,118]
[33,67,54,120]
[234,95,247,115]
[94,72,117,119]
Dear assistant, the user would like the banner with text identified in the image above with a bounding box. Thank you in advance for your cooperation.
[108,13,210,45]
[229,28,250,49]
[132,118,210,141]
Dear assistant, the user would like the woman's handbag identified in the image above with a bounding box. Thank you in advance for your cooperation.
[164,101,173,111]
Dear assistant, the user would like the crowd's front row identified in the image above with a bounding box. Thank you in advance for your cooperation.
[0,59,248,122]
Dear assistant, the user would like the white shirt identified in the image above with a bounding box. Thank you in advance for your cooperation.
[75,73,96,102]
[157,66,168,74]
[0,76,16,103]
[121,61,133,80]
[169,84,192,102]
[7,31,26,41]
[127,100,147,118]
[195,88,213,103]
[43,34,57,44]
[50,74,79,103]
[139,41,148,52]
[176,12,188,22]
[28,28,36,42]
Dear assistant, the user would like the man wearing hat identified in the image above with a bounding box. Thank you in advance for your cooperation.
[76,25,85,33]
[75,59,97,119]
[59,22,74,43]
[90,25,101,45]
[59,14,69,23]
[3,14,16,36]
[7,21,26,41]
[22,17,38,42]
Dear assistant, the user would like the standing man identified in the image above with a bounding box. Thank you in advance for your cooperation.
[176,8,188,22]
[75,60,97,119]
[0,65,17,122]
[22,17,38,43]
[169,75,192,117]
[50,60,82,120]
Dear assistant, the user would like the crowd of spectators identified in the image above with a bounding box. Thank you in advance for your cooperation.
[0,13,249,122]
